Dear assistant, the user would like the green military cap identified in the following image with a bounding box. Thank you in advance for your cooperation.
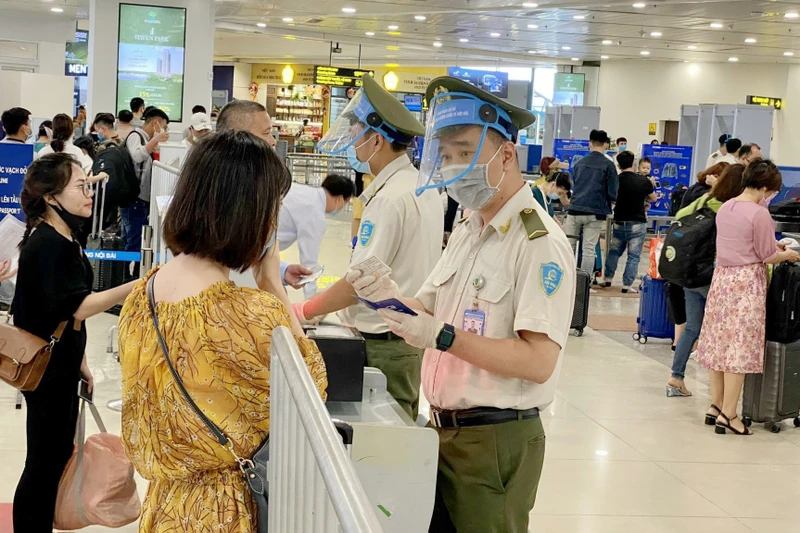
[361,73,426,138]
[425,76,536,139]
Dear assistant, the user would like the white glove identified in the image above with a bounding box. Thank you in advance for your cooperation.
[346,270,399,302]
[378,309,443,350]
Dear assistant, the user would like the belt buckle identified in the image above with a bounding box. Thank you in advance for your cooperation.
[431,409,441,428]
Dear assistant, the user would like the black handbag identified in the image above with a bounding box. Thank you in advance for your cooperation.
[146,275,268,532]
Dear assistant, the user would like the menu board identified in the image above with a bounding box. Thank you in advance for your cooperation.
[314,66,373,87]
[116,4,186,122]
[65,30,89,77]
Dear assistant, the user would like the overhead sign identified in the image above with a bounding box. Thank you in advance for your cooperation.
[0,143,33,221]
[252,63,315,85]
[641,145,694,215]
[314,66,373,87]
[65,30,89,77]
[404,94,422,112]
[746,95,783,110]
[447,67,509,98]
[375,69,442,93]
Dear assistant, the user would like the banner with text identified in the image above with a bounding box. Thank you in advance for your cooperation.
[641,144,693,215]
[553,139,591,171]
[0,143,33,221]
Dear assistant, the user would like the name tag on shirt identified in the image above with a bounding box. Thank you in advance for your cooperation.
[463,309,486,336]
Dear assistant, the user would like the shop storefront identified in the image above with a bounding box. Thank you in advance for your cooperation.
[372,67,447,126]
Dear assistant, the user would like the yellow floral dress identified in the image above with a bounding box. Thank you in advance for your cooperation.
[119,269,327,532]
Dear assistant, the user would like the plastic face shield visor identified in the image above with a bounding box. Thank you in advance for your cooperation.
[415,92,516,196]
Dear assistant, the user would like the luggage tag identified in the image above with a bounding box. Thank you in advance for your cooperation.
[463,275,486,336]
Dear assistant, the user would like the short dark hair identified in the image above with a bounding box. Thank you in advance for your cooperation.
[362,129,411,153]
[616,137,627,144]
[20,153,79,248]
[192,105,207,114]
[163,130,292,272]
[130,97,145,113]
[589,129,610,145]
[551,171,572,192]
[725,138,742,154]
[118,110,134,123]
[322,174,355,200]
[217,100,267,132]
[738,144,753,160]
[1,107,31,135]
[37,120,52,138]
[639,157,652,166]
[616,150,635,170]
[711,164,746,203]
[73,135,96,160]
[143,107,169,124]
[742,158,782,193]
[93,112,116,129]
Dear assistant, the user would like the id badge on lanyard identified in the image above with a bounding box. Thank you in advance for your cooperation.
[462,274,486,336]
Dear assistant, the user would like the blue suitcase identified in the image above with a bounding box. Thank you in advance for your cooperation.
[633,275,675,344]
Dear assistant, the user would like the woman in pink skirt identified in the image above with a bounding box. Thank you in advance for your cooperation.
[697,159,800,435]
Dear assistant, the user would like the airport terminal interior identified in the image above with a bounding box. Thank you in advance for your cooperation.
[4,1,800,532]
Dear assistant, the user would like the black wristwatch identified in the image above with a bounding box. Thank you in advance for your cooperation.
[436,323,456,352]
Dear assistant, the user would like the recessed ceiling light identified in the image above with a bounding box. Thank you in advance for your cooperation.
[282,17,294,22]
[415,15,426,21]
[562,46,571,50]
[601,55,610,59]
[388,25,399,30]
[688,45,697,49]
[786,12,800,19]
[785,51,795,56]
[745,37,757,43]
[528,50,537,54]
[632,2,646,7]
[650,31,662,37]
[365,31,375,36]
[602,40,613,45]
[433,41,443,47]
[19,46,26,51]
[50,6,63,12]
[573,15,586,20]
[342,7,356,13]
[728,56,739,62]
[640,50,650,55]
[490,32,501,37]
[256,22,267,27]
[571,57,580,61]
[528,24,539,29]
[459,38,469,43]
[523,2,538,7]
[710,22,724,29]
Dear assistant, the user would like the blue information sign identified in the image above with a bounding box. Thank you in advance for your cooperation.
[553,139,591,172]
[641,145,694,215]
[84,250,142,262]
[0,143,33,221]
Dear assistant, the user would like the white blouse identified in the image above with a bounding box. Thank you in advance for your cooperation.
[35,139,94,172]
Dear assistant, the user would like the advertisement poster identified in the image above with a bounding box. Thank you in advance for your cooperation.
[65,30,89,76]
[446,68,509,98]
[0,144,33,221]
[553,73,585,106]
[116,4,186,122]
[553,139,591,171]
[641,144,693,215]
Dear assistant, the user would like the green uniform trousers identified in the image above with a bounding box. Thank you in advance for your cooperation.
[364,336,423,420]
[428,416,546,533]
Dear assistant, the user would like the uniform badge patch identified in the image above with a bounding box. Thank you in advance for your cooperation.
[539,262,564,297]
[359,220,375,247]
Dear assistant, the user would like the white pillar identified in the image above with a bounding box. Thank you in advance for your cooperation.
[88,0,214,131]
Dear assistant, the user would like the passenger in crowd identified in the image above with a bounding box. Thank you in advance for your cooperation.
[182,112,213,149]
[117,109,134,139]
[36,113,93,171]
[12,153,136,532]
[601,151,656,293]
[738,143,762,166]
[349,76,574,533]
[34,119,52,153]
[119,130,327,532]
[719,137,741,164]
[705,134,732,169]
[564,129,618,276]
[638,156,652,177]
[123,107,170,281]
[130,97,146,127]
[0,107,32,143]
[532,170,572,217]
[73,135,96,161]
[666,164,746,397]
[650,139,660,145]
[73,105,87,130]
[616,137,628,152]
[661,140,670,146]
[680,162,730,210]
[91,112,121,144]
[182,104,208,140]
[539,156,557,177]
[278,174,355,298]
[697,159,800,435]
[297,74,444,420]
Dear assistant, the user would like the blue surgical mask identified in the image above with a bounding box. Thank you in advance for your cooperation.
[258,229,278,260]
[618,145,627,152]
[547,192,561,200]
[346,145,371,174]
[97,134,105,142]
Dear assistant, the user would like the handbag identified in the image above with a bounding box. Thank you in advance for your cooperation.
[54,399,142,530]
[0,316,68,391]
[146,275,269,533]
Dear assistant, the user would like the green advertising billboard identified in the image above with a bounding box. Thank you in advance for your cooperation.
[116,4,186,121]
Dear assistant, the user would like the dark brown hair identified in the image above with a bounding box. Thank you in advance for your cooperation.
[19,153,78,248]
[698,161,730,186]
[50,113,74,153]
[539,156,556,176]
[163,130,292,272]
[710,163,746,203]
[742,158,782,193]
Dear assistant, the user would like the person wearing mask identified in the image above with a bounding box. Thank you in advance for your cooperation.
[0,107,32,143]
[119,130,327,532]
[351,77,574,533]
[616,137,628,152]
[705,134,732,170]
[130,97,146,127]
[680,162,730,210]
[738,143,762,166]
[12,153,136,532]
[532,170,572,217]
[564,129,619,276]
[278,174,355,298]
[182,104,208,140]
[34,120,52,153]
[91,112,121,144]
[117,109,134,139]
[600,151,656,293]
[182,112,213,149]
[295,74,444,420]
[35,114,93,171]
[718,137,741,165]
[697,159,800,435]
[666,164,746,398]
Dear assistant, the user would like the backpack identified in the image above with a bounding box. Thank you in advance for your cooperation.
[658,196,717,288]
[92,140,140,210]
[766,263,800,343]
[668,187,688,217]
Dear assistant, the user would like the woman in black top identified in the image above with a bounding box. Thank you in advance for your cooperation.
[12,153,136,533]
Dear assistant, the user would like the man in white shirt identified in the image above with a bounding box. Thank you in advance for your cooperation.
[181,112,213,149]
[705,133,732,169]
[717,137,741,165]
[278,174,354,298]
[0,107,31,144]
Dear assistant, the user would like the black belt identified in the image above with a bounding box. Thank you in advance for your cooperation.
[360,331,403,341]
[430,406,540,429]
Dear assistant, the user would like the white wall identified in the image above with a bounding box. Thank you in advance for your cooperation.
[38,42,66,76]
[233,62,252,101]
[597,60,789,161]
[0,72,73,118]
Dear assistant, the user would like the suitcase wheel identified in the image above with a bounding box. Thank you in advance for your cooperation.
[768,422,782,434]
[743,417,752,428]
[632,333,640,341]
[632,333,647,344]
[573,328,583,337]
[794,417,800,428]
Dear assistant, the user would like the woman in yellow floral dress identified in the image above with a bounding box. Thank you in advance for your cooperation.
[119,130,327,532]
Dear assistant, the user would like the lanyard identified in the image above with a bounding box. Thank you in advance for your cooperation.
[362,162,413,208]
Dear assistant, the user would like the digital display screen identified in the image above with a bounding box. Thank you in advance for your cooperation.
[65,30,89,77]
[447,67,509,98]
[553,73,585,106]
[116,4,186,122]
[314,66,373,87]
[404,94,422,112]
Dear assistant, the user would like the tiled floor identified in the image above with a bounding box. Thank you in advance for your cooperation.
[2,218,800,532]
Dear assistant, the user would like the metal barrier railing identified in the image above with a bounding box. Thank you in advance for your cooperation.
[269,326,385,533]
[142,161,181,273]
[286,153,355,186]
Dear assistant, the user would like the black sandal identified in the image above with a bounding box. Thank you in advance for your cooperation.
[705,404,721,426]
[715,413,753,435]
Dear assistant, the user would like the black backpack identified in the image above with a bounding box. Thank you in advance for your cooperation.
[92,140,140,209]
[658,196,717,288]
[668,187,688,217]
[766,263,800,343]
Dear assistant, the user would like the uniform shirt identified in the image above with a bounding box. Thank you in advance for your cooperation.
[278,183,327,299]
[705,150,737,169]
[125,128,153,203]
[350,154,443,334]
[417,185,576,411]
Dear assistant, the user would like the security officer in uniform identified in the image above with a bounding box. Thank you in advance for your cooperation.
[295,74,443,420]
[348,77,576,533]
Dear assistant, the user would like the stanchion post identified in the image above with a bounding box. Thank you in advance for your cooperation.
[141,225,153,278]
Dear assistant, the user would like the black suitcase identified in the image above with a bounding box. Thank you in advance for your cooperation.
[742,341,800,433]
[567,235,590,336]
[86,180,125,292]
[766,263,800,344]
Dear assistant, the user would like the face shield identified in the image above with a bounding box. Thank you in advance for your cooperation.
[416,92,515,196]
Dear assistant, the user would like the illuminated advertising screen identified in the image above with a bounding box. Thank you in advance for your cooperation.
[553,73,585,106]
[65,30,89,77]
[116,4,186,122]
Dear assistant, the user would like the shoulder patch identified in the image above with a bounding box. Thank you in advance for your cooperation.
[520,208,549,241]
[458,215,469,224]
[359,220,375,247]
[539,262,565,297]
[711,152,718,159]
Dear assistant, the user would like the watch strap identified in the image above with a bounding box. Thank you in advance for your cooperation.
[436,323,456,352]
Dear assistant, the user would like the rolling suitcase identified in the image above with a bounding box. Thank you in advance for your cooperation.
[568,235,591,336]
[742,341,800,433]
[86,180,125,293]
[633,275,674,344]
[766,263,800,344]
